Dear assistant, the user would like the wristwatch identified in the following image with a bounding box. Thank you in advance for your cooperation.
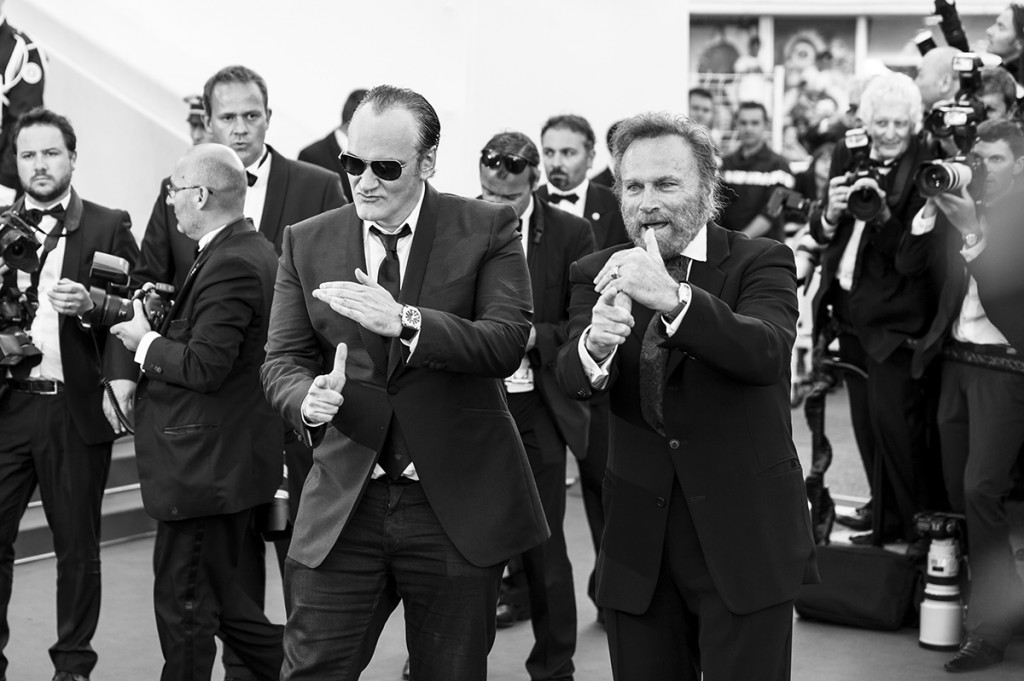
[399,305,421,341]
[962,231,982,248]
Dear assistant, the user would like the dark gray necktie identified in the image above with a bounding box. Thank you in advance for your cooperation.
[639,256,690,436]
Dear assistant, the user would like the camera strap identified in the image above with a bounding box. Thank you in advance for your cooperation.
[26,217,66,300]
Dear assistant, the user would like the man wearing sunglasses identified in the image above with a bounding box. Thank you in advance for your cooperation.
[479,132,595,681]
[261,85,547,681]
[539,113,629,622]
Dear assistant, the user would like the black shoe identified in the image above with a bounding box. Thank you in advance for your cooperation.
[402,656,410,680]
[849,528,901,545]
[53,673,89,681]
[495,602,530,628]
[945,634,1004,673]
[835,505,873,531]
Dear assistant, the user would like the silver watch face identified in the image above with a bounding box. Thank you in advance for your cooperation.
[402,305,421,329]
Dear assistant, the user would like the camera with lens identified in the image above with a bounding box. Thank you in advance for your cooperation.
[87,252,175,328]
[766,187,815,222]
[0,287,42,371]
[914,511,965,541]
[0,212,41,274]
[836,128,886,222]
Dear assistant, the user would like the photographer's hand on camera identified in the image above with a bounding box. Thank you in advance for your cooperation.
[849,176,893,225]
[46,278,94,318]
[109,299,152,352]
[102,378,135,435]
[929,187,981,238]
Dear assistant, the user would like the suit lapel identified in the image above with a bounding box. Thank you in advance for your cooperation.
[164,219,247,333]
[57,191,86,333]
[585,184,609,246]
[387,183,438,379]
[260,146,288,247]
[528,197,547,318]
[347,206,389,376]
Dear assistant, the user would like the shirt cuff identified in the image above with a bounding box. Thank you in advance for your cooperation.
[911,208,936,236]
[401,328,420,357]
[661,283,692,336]
[961,235,986,262]
[134,331,162,365]
[578,326,616,390]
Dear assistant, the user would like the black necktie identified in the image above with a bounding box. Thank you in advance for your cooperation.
[24,204,66,225]
[371,224,411,300]
[27,215,67,299]
[639,255,690,436]
[548,192,579,205]
[246,171,258,187]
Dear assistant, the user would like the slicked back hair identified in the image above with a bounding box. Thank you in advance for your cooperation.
[356,85,441,159]
[482,131,541,186]
[541,114,596,152]
[611,112,723,223]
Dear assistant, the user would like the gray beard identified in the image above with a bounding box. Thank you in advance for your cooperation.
[625,202,706,258]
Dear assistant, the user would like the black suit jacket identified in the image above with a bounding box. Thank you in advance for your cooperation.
[134,219,282,522]
[261,184,549,569]
[1,190,138,445]
[135,146,346,289]
[538,182,628,250]
[556,225,817,615]
[524,195,596,459]
[297,131,353,203]
[809,136,940,362]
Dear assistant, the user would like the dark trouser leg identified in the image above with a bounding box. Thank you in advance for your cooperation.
[608,478,794,681]
[938,363,1024,649]
[154,510,283,681]
[0,392,42,680]
[223,521,269,681]
[576,398,609,607]
[837,333,878,498]
[510,390,577,680]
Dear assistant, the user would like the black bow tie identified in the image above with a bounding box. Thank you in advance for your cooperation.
[548,192,579,205]
[246,171,258,187]
[24,204,65,225]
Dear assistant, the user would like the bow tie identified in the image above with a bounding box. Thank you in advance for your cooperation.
[246,171,259,187]
[548,192,579,205]
[24,204,65,225]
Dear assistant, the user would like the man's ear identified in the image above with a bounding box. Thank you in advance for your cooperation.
[418,146,437,180]
[1013,154,1024,177]
[202,114,212,133]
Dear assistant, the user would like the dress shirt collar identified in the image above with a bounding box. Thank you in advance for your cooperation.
[197,222,233,252]
[362,182,426,241]
[549,177,588,201]
[679,225,708,262]
[245,146,271,183]
[519,196,535,233]
[24,190,71,213]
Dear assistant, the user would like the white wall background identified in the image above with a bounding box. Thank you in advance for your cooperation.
[8,0,691,236]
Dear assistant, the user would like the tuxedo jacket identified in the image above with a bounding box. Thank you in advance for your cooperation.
[1,190,138,445]
[912,198,1024,377]
[556,224,818,615]
[538,182,628,250]
[809,136,940,363]
[134,219,282,522]
[261,184,549,569]
[524,194,596,459]
[135,146,346,290]
[297,131,353,203]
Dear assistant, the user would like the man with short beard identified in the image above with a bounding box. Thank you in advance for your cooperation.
[0,107,139,681]
[556,112,818,681]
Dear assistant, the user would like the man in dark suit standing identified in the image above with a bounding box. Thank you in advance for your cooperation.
[478,131,594,681]
[110,144,284,681]
[538,113,629,618]
[261,85,548,681]
[0,108,138,681]
[298,88,367,203]
[556,112,817,681]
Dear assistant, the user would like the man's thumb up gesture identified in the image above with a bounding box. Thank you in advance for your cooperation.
[301,343,348,426]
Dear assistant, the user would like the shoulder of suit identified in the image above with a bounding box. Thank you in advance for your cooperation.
[79,197,129,221]
[280,154,338,183]
[286,203,352,236]
[540,199,592,233]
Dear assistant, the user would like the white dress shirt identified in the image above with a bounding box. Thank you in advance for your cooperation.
[243,146,271,233]
[505,197,535,394]
[547,178,589,219]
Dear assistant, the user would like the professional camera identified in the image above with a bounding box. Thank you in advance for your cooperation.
[766,187,815,222]
[914,511,967,651]
[836,128,885,222]
[914,30,937,57]
[87,252,175,327]
[0,287,41,370]
[0,212,41,273]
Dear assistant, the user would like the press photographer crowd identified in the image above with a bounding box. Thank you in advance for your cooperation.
[2,1,1024,680]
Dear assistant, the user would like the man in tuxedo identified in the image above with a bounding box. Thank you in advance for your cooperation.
[135,64,344,681]
[478,131,594,681]
[908,120,1024,673]
[261,85,547,681]
[298,88,367,203]
[539,113,629,618]
[0,108,138,681]
[110,144,284,681]
[555,112,817,681]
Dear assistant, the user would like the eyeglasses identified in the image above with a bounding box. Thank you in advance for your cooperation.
[480,149,533,175]
[167,182,211,198]
[338,152,408,181]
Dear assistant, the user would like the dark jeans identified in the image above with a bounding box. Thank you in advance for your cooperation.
[0,391,111,678]
[606,479,794,681]
[938,361,1024,648]
[282,478,504,681]
[153,508,283,681]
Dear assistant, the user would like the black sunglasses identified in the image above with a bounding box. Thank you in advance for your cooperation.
[338,151,408,181]
[480,149,533,175]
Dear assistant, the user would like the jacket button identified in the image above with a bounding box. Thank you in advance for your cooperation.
[387,385,399,395]
[656,497,666,508]
[668,439,680,450]
[153,365,163,374]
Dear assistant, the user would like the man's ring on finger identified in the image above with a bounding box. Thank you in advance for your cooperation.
[611,265,621,279]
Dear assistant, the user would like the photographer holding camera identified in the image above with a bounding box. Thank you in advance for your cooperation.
[0,108,138,681]
[110,143,284,681]
[810,73,945,549]
[909,119,1024,673]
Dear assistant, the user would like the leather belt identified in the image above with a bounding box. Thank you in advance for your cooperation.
[944,341,1024,376]
[7,379,65,395]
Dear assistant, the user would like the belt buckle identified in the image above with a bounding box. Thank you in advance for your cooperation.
[38,381,60,395]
